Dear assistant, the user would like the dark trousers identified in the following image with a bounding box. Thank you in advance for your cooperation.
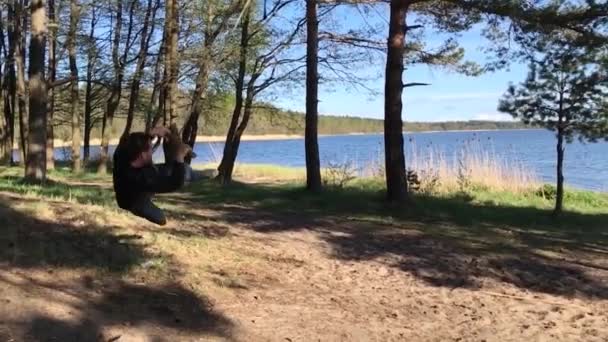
[128,163,193,225]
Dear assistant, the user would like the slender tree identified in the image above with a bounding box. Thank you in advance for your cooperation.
[181,0,244,151]
[82,4,98,163]
[499,40,608,215]
[217,1,306,183]
[98,0,135,173]
[123,0,158,136]
[68,0,81,171]
[14,0,27,164]
[4,2,17,166]
[25,0,48,182]
[46,0,57,170]
[0,8,12,164]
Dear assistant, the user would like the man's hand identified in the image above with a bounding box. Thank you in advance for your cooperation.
[149,126,171,138]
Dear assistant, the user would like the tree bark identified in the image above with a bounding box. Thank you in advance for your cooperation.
[98,0,124,174]
[46,0,56,170]
[181,59,209,150]
[83,6,97,163]
[555,128,565,214]
[167,0,179,125]
[148,36,164,131]
[0,9,11,164]
[4,2,17,165]
[305,0,322,191]
[384,0,408,202]
[123,0,155,137]
[15,0,27,165]
[69,0,81,172]
[217,7,250,184]
[220,84,255,184]
[25,0,48,182]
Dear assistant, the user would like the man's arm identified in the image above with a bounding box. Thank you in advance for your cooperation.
[133,162,186,194]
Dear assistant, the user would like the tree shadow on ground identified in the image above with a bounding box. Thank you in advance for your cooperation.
[0,195,234,341]
[179,180,608,300]
[8,279,234,342]
[0,195,148,272]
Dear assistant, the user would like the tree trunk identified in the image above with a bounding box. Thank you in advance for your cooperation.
[384,0,408,202]
[46,0,56,170]
[69,0,81,172]
[15,0,27,165]
[25,0,47,182]
[217,7,250,184]
[147,36,164,132]
[159,0,178,127]
[181,60,209,149]
[98,0,123,174]
[0,9,11,164]
[167,0,179,125]
[123,0,155,137]
[4,2,17,165]
[554,127,565,215]
[83,6,97,163]
[305,0,322,191]
[221,82,256,184]
[182,1,236,150]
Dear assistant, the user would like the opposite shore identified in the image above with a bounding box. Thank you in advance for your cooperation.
[46,128,538,149]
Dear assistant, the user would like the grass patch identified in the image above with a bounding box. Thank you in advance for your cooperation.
[184,175,608,230]
[0,167,114,207]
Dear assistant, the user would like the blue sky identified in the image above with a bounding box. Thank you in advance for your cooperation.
[274,4,528,122]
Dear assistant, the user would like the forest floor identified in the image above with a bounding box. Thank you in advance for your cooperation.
[0,165,607,342]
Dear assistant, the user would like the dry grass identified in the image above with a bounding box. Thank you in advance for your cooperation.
[362,141,539,194]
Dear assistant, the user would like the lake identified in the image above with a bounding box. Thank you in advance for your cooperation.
[49,129,607,192]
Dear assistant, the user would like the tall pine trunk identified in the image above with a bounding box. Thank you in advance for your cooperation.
[15,0,27,165]
[46,0,56,170]
[384,0,408,202]
[217,7,250,184]
[25,0,47,182]
[555,127,565,215]
[305,0,322,191]
[167,0,179,125]
[4,3,17,165]
[98,0,123,174]
[83,6,97,163]
[68,0,81,172]
[0,10,11,164]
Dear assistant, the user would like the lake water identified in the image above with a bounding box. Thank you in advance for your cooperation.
[47,129,607,192]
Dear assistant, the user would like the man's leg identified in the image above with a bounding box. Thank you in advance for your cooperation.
[156,163,195,183]
[129,194,167,226]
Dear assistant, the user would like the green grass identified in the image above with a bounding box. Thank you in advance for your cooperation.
[0,166,114,207]
[1,164,606,232]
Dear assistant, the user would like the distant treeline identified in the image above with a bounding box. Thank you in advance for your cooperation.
[51,92,529,140]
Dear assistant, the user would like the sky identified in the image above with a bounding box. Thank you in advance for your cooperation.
[273,3,529,122]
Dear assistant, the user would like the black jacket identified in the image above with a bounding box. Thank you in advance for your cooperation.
[112,141,185,210]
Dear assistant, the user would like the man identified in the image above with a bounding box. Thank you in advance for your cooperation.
[112,126,193,225]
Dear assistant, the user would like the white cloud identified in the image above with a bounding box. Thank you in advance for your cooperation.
[472,112,515,121]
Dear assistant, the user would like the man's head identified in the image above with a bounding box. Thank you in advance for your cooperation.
[124,132,154,168]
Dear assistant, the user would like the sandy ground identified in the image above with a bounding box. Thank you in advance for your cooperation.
[1,187,607,341]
